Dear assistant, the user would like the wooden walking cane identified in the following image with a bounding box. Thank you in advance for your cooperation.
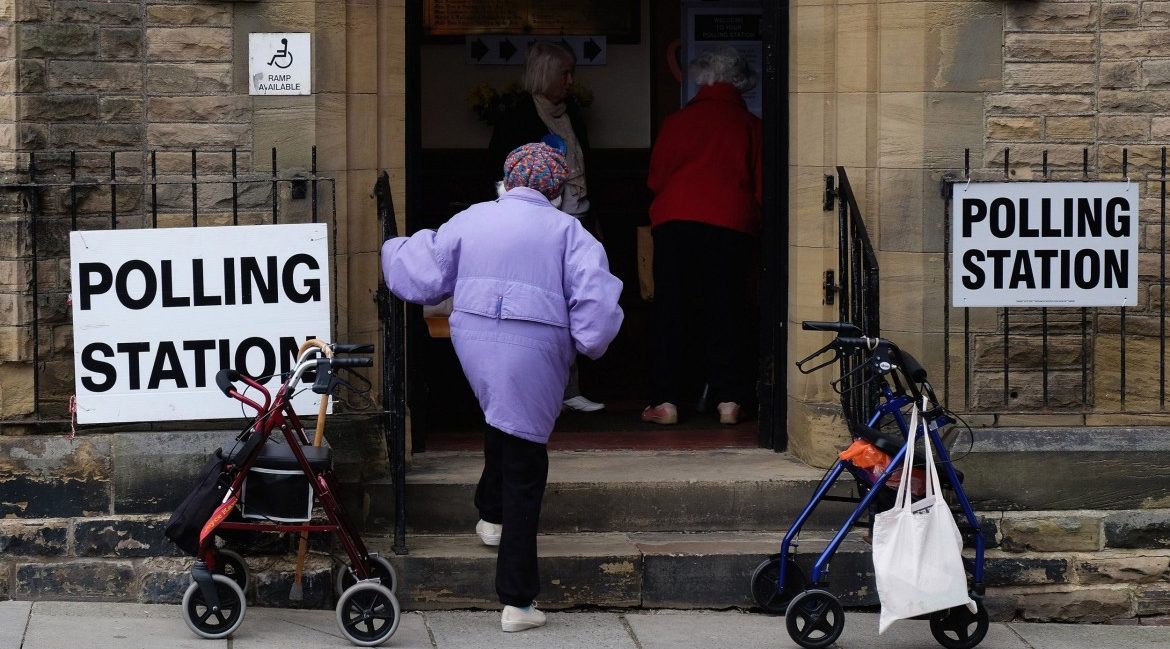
[289,338,331,601]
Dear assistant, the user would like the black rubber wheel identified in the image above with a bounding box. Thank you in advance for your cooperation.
[335,581,400,646]
[930,601,990,649]
[181,574,246,639]
[336,554,398,595]
[215,548,249,592]
[785,589,845,649]
[750,555,805,614]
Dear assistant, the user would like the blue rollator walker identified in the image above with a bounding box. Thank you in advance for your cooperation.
[751,321,987,649]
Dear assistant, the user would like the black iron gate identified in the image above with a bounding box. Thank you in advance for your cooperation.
[1,147,337,426]
[943,146,1170,416]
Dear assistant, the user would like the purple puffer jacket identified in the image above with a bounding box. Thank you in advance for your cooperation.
[381,187,624,443]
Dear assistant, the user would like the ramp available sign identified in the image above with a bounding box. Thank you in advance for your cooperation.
[69,224,331,424]
[951,182,1139,307]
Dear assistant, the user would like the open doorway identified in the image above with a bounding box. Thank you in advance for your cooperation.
[401,1,787,451]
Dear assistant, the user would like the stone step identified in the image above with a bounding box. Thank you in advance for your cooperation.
[364,449,860,534]
[371,531,878,611]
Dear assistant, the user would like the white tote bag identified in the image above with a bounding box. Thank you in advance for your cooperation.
[872,397,976,634]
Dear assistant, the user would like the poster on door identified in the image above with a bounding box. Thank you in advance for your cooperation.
[951,182,1139,307]
[682,2,762,117]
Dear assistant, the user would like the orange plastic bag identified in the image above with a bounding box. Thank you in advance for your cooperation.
[839,439,889,471]
[839,439,925,496]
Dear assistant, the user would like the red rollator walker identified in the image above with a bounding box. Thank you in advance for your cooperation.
[168,340,399,646]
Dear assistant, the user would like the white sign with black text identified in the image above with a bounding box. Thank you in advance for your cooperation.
[249,32,311,95]
[69,224,332,423]
[952,182,1139,307]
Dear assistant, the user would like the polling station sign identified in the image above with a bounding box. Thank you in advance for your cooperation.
[69,224,331,424]
[952,182,1139,307]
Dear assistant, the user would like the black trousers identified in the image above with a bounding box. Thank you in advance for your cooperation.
[473,427,549,607]
[649,220,754,407]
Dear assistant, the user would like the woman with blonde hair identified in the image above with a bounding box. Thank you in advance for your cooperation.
[489,40,605,413]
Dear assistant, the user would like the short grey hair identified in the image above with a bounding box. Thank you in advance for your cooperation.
[522,41,576,97]
[689,46,756,93]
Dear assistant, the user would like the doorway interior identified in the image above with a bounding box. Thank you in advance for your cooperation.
[401,1,787,452]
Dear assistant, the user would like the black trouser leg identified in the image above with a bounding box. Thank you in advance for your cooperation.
[495,429,549,607]
[700,227,754,405]
[474,427,503,524]
[649,222,693,406]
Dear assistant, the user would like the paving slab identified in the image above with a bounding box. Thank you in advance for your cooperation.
[626,610,781,649]
[232,608,432,649]
[821,612,1029,649]
[1009,621,1170,649]
[22,601,224,649]
[0,601,32,649]
[424,610,636,649]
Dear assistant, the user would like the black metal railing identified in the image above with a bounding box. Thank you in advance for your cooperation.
[374,171,408,554]
[944,146,1169,415]
[825,166,881,428]
[1,147,336,425]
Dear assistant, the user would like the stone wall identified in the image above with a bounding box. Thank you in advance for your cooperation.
[0,0,406,425]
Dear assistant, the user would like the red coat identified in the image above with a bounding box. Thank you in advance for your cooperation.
[647,83,763,236]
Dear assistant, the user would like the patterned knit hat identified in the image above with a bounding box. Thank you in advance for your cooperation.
[503,143,568,200]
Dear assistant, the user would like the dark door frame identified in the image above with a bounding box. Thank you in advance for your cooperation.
[403,1,789,451]
[758,1,790,451]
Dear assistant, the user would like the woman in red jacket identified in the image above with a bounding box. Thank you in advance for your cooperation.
[642,46,762,426]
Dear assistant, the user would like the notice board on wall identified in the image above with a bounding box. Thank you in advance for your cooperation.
[423,0,639,42]
[69,224,332,424]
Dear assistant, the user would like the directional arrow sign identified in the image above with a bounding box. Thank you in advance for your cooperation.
[465,35,606,65]
[583,38,602,62]
[469,38,489,61]
[499,38,517,62]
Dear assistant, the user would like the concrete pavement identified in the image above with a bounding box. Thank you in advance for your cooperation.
[2,601,1169,649]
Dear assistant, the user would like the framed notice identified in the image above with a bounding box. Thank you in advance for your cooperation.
[423,0,640,43]
[682,2,763,117]
[951,182,1139,307]
[69,224,332,424]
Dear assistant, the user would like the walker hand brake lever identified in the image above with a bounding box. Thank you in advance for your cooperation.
[796,340,842,374]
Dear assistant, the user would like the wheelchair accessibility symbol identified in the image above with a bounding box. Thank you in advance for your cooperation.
[268,38,293,68]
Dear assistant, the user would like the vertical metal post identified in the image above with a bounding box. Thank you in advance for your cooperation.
[150,151,158,228]
[963,149,971,409]
[69,151,77,230]
[29,152,40,417]
[110,151,118,229]
[1162,147,1167,408]
[375,171,407,555]
[1042,150,1049,406]
[1002,148,1010,404]
[1120,148,1128,406]
[191,149,198,227]
[1082,148,1090,405]
[231,147,239,225]
[311,145,318,224]
[271,147,279,224]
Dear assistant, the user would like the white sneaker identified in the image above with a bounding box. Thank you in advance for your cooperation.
[501,603,546,632]
[563,395,605,412]
[476,519,502,547]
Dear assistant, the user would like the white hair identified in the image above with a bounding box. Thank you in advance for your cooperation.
[689,46,756,93]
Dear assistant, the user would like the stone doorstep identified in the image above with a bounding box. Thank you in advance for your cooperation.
[366,449,861,535]
[372,531,878,611]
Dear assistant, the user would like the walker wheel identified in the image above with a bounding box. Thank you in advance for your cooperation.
[335,581,400,646]
[181,574,246,639]
[929,601,989,649]
[336,554,398,595]
[785,589,845,649]
[750,555,805,614]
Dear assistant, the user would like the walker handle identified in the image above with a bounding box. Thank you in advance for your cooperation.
[333,343,374,354]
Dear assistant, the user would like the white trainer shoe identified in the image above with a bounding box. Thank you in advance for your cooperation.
[501,603,546,632]
[563,395,605,412]
[476,519,502,547]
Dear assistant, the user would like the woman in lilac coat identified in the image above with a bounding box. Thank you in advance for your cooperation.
[381,143,623,632]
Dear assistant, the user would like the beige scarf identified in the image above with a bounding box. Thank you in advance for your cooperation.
[533,94,588,207]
